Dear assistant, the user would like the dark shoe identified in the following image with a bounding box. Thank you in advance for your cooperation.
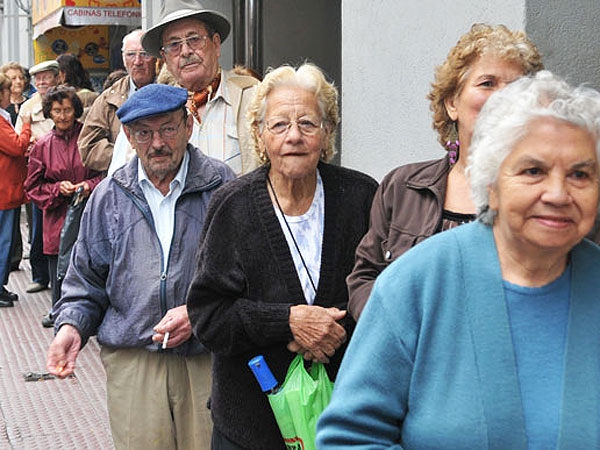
[26,282,48,293]
[0,298,14,307]
[1,287,18,302]
[41,314,54,328]
[0,289,15,307]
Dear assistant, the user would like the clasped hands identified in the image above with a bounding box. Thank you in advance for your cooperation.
[287,304,347,364]
[59,180,91,197]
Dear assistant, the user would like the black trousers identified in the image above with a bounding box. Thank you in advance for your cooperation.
[46,255,62,307]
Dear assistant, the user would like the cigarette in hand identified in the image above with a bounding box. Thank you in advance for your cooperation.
[162,331,170,349]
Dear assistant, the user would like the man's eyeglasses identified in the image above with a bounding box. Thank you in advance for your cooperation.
[131,118,185,144]
[161,35,210,57]
[264,118,323,136]
[123,51,154,61]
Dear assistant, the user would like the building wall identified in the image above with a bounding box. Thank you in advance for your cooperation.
[341,0,528,181]
[0,1,34,68]
[525,0,600,91]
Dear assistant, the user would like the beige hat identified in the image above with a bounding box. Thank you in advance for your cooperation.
[142,0,231,58]
[29,60,59,75]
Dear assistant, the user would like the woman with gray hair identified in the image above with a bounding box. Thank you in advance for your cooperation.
[317,70,600,448]
[186,62,378,449]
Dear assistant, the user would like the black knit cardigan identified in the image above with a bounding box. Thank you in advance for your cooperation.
[187,161,378,449]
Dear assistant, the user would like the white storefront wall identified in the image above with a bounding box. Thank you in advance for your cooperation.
[341,0,526,181]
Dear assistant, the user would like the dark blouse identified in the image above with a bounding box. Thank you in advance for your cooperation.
[441,209,476,232]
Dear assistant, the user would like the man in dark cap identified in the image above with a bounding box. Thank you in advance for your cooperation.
[142,0,259,176]
[46,84,235,449]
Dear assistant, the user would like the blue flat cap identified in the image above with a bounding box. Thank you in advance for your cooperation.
[117,84,189,125]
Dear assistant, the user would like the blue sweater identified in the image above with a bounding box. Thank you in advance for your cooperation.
[316,221,600,449]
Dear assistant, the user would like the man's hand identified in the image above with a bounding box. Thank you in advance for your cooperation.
[152,305,192,349]
[288,305,347,363]
[46,324,82,378]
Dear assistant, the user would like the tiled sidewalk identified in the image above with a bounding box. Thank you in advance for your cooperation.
[0,216,113,450]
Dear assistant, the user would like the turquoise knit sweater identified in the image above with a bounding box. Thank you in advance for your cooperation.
[317,221,600,449]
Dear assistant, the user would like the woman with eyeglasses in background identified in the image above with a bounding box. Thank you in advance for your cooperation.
[24,86,102,327]
[1,62,30,126]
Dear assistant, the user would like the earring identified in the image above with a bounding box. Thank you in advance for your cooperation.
[445,122,460,165]
[257,147,269,164]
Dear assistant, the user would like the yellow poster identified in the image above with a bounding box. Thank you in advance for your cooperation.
[34,26,110,69]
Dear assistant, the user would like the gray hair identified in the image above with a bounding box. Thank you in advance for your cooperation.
[122,29,145,52]
[468,70,600,224]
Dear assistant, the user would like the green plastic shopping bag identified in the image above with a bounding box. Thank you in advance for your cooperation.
[248,354,334,450]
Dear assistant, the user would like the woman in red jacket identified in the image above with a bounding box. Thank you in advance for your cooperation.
[0,73,31,307]
[24,86,102,325]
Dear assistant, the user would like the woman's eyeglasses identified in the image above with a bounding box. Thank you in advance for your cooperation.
[264,118,323,136]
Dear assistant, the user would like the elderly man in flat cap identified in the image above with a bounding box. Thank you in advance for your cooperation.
[46,84,235,450]
[142,0,259,176]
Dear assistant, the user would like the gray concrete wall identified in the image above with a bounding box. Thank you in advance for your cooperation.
[341,0,527,181]
[0,1,34,68]
[525,0,600,91]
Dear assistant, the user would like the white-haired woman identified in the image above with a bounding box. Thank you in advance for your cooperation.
[317,71,600,448]
[186,63,378,449]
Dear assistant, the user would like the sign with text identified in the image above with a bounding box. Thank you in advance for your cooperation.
[33,0,141,25]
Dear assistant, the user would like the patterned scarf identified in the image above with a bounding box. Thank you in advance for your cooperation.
[188,68,222,123]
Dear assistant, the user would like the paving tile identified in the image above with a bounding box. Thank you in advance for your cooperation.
[0,213,113,449]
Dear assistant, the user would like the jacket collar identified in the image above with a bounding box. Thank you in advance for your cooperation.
[51,120,83,140]
[105,76,131,108]
[405,155,452,189]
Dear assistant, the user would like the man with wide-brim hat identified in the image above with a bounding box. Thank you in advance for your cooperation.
[46,83,235,450]
[142,0,259,176]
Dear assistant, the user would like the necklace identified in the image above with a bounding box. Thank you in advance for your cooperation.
[267,175,318,296]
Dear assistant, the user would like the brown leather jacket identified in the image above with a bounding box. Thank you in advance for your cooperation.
[347,156,451,319]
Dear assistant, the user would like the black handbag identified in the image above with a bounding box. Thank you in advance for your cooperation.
[57,186,87,281]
